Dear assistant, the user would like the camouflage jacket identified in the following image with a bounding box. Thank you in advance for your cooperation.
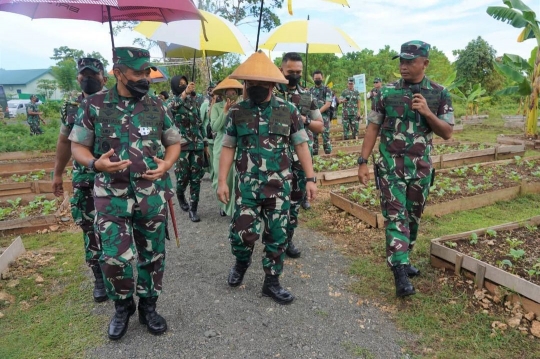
[309,85,333,119]
[368,76,454,179]
[26,102,39,122]
[170,94,206,151]
[222,96,309,200]
[369,87,381,111]
[340,89,361,117]
[60,93,95,188]
[69,85,181,215]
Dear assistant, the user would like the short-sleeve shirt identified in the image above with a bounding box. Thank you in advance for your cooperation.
[310,86,332,119]
[26,102,39,122]
[340,89,361,117]
[170,95,206,151]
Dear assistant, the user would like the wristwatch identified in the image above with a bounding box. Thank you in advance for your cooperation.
[304,116,312,126]
[306,176,317,183]
[357,156,368,165]
[88,158,101,173]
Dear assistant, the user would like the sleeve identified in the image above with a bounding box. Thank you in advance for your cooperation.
[161,101,182,147]
[68,99,95,147]
[210,102,228,133]
[438,88,455,126]
[366,89,385,126]
[339,91,346,100]
[289,106,309,146]
[59,100,71,137]
[325,88,333,103]
[222,108,237,148]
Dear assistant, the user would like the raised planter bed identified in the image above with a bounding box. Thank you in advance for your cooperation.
[497,134,540,150]
[0,181,73,200]
[430,216,540,315]
[330,157,540,227]
[460,114,488,125]
[0,151,56,161]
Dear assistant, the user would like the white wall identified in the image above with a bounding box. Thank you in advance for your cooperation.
[3,72,63,100]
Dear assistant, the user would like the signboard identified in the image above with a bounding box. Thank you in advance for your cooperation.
[353,74,366,93]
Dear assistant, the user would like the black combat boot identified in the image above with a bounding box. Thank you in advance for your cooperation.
[391,264,416,298]
[262,274,295,305]
[343,135,349,140]
[227,259,251,287]
[301,199,311,210]
[90,265,108,303]
[138,296,168,335]
[285,230,301,258]
[177,192,189,212]
[219,208,227,217]
[189,201,201,222]
[405,263,420,277]
[108,297,136,340]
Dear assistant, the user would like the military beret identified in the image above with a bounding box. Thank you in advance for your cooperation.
[114,47,157,71]
[392,40,430,60]
[373,77,382,83]
[77,58,104,74]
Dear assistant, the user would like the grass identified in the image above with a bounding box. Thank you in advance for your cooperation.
[0,231,107,359]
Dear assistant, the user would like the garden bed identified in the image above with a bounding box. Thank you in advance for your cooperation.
[460,114,488,125]
[430,216,540,315]
[497,134,540,150]
[330,157,540,227]
[0,151,56,161]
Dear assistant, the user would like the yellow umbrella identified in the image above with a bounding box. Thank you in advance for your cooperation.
[287,0,350,15]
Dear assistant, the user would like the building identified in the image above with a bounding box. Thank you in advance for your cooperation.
[0,69,62,100]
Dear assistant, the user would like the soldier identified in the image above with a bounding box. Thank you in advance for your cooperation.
[310,70,332,155]
[357,41,454,297]
[170,75,207,222]
[69,47,181,340]
[339,77,362,140]
[275,52,323,258]
[26,95,44,135]
[368,77,383,111]
[201,83,215,181]
[217,51,317,304]
[158,91,170,106]
[52,57,108,303]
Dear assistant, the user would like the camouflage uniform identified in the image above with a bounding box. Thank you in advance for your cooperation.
[369,78,382,111]
[60,93,101,266]
[171,94,206,204]
[200,99,214,178]
[222,95,309,275]
[69,85,181,300]
[310,85,332,154]
[273,83,319,238]
[26,101,43,135]
[340,88,361,139]
[369,76,454,267]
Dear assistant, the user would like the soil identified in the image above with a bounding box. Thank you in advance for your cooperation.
[0,195,59,221]
[443,226,540,287]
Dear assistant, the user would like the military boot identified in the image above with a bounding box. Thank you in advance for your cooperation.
[219,208,227,217]
[189,201,201,222]
[343,135,349,141]
[227,259,251,287]
[91,265,108,303]
[392,264,416,298]
[301,200,311,210]
[108,297,136,340]
[285,230,301,258]
[138,297,168,335]
[262,274,294,305]
[177,192,189,212]
[405,263,420,277]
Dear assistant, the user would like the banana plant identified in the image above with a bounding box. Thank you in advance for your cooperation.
[451,83,488,120]
[487,0,540,136]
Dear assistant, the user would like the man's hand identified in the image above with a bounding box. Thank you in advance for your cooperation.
[217,182,230,204]
[95,149,131,173]
[357,164,370,186]
[224,98,236,112]
[142,156,169,181]
[52,175,64,197]
[306,182,317,201]
[412,93,432,117]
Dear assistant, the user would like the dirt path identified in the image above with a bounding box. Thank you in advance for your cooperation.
[87,176,410,359]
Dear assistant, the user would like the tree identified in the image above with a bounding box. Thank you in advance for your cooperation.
[487,0,540,136]
[51,59,77,94]
[453,36,501,93]
[36,79,57,100]
[51,46,109,69]
[425,46,454,84]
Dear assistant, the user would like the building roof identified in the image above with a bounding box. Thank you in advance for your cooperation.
[0,69,51,85]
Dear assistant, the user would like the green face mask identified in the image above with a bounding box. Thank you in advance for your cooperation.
[225,93,238,101]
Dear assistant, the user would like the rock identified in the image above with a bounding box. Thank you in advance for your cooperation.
[49,225,60,232]
[481,298,491,304]
[525,312,536,322]
[0,270,10,280]
[0,291,15,304]
[35,275,44,283]
[0,312,4,319]
[7,279,19,288]
[491,321,507,331]
[61,217,71,222]
[531,321,540,338]
[474,290,485,300]
[507,317,521,328]
[482,310,489,315]
[204,330,218,338]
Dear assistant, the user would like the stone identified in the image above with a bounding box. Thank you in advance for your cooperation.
[61,217,71,222]
[474,290,485,300]
[7,279,19,288]
[0,291,15,304]
[0,312,3,319]
[507,317,521,328]
[204,330,218,338]
[524,312,536,322]
[35,275,44,283]
[531,321,540,338]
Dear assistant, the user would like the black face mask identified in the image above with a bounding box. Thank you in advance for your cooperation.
[314,79,323,86]
[80,76,102,95]
[247,86,269,104]
[177,85,187,95]
[120,72,149,100]
[285,74,301,87]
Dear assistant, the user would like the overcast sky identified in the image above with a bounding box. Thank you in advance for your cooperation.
[0,0,536,71]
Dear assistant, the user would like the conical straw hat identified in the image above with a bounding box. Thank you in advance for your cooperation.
[213,77,243,96]
[229,50,288,84]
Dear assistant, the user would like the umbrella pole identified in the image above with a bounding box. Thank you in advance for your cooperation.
[206,57,212,83]
[304,15,310,88]
[107,6,116,62]
[255,0,264,51]
[191,49,197,82]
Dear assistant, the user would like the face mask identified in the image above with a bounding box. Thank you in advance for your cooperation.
[247,86,270,104]
[225,93,238,102]
[285,74,301,87]
[177,85,187,95]
[120,72,149,100]
[81,76,102,95]
[314,79,322,86]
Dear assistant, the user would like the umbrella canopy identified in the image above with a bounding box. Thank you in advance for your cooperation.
[134,10,253,57]
[259,19,359,54]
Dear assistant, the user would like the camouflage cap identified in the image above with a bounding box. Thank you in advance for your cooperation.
[77,58,104,74]
[373,77,382,83]
[347,77,354,83]
[392,40,430,60]
[114,47,157,71]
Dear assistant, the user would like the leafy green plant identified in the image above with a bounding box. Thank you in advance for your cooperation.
[0,207,13,220]
[471,252,482,260]
[445,241,457,248]
[508,249,525,262]
[469,233,478,245]
[6,197,21,209]
[486,229,497,238]
[525,224,538,232]
[505,237,524,249]
[498,259,513,270]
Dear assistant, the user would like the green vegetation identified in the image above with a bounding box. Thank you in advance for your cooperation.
[0,120,60,152]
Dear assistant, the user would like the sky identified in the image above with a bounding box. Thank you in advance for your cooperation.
[0,0,537,72]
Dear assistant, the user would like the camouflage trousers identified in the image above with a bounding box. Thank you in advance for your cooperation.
[96,201,168,300]
[28,118,43,135]
[288,161,306,234]
[379,173,431,267]
[70,186,100,267]
[175,150,204,203]
[342,115,359,140]
[313,115,332,155]
[229,190,291,276]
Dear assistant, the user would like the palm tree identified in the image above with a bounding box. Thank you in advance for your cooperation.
[487,0,540,136]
